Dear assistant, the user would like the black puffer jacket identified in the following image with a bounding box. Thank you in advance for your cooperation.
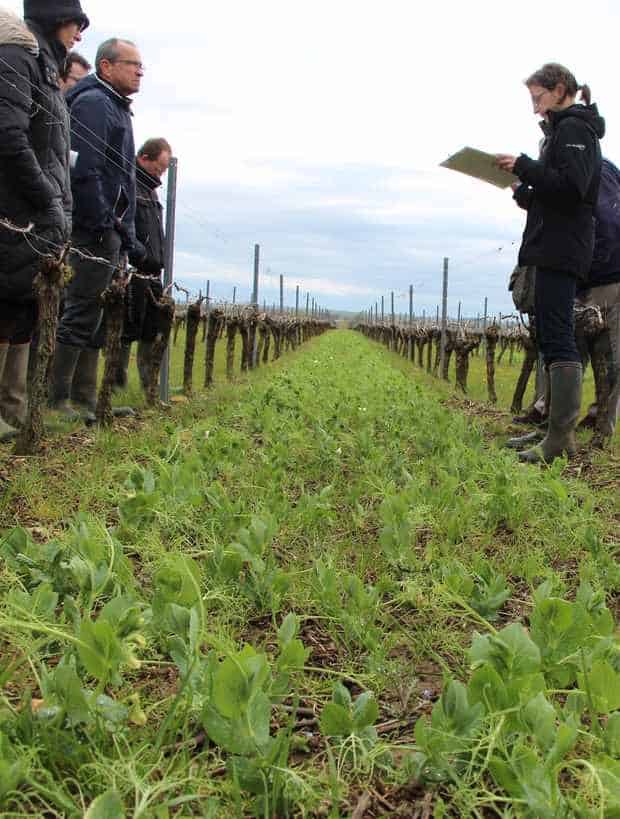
[128,161,165,274]
[514,104,605,279]
[0,9,71,302]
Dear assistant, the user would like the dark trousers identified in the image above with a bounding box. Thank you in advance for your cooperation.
[57,228,122,350]
[122,275,163,344]
[0,300,37,344]
[535,267,580,366]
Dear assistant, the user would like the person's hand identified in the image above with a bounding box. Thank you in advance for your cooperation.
[496,154,517,173]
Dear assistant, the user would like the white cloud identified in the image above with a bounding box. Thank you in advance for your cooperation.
[6,0,620,312]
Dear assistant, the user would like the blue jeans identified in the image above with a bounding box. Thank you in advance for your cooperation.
[535,268,580,366]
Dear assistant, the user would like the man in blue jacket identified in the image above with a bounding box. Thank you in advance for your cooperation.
[51,36,143,421]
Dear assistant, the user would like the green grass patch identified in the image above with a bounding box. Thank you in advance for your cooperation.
[0,330,618,817]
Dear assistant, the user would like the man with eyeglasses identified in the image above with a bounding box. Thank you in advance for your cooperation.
[51,37,144,423]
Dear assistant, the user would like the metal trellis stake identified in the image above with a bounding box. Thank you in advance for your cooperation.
[160,155,178,402]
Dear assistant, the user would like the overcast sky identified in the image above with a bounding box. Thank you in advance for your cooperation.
[8,0,620,316]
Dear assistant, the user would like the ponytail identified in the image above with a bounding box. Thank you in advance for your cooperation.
[578,84,592,105]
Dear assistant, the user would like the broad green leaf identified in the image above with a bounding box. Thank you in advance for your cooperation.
[606,712,620,756]
[277,639,309,673]
[202,704,240,754]
[211,657,250,718]
[93,694,128,726]
[432,680,484,738]
[153,555,202,610]
[277,612,298,646]
[332,682,352,709]
[522,693,556,751]
[579,660,620,713]
[84,789,125,819]
[246,690,271,752]
[320,703,354,737]
[470,623,541,678]
[352,692,379,731]
[0,735,26,802]
[546,719,578,768]
[78,618,121,685]
[593,756,620,812]
[468,663,508,713]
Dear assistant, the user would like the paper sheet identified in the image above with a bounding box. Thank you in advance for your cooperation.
[440,147,517,189]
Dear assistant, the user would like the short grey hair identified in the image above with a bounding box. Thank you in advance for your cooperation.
[95,38,136,74]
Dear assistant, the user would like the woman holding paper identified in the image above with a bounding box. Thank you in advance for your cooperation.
[496,63,604,464]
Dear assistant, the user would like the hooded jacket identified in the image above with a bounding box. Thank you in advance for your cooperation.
[514,103,605,279]
[0,8,72,302]
[128,161,165,274]
[66,73,137,251]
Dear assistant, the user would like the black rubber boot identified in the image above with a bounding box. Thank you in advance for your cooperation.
[504,425,547,450]
[577,403,598,430]
[512,405,546,425]
[72,348,135,424]
[114,342,132,391]
[137,340,154,393]
[71,347,99,424]
[519,362,582,464]
[50,343,81,420]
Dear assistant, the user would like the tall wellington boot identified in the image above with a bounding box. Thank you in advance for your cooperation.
[0,343,29,428]
[50,342,81,420]
[519,362,582,464]
[0,343,18,442]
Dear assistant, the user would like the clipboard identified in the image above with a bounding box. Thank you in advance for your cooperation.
[440,147,517,189]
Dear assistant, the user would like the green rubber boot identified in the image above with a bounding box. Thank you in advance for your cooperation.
[519,362,582,464]
[0,343,18,442]
[50,343,81,420]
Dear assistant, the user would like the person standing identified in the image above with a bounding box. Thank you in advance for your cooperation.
[60,50,90,92]
[497,63,604,463]
[0,0,89,442]
[118,137,172,393]
[51,37,143,422]
[575,158,620,445]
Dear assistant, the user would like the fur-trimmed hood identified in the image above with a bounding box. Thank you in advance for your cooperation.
[0,8,39,55]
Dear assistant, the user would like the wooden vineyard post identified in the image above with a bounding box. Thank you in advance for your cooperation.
[485,323,499,404]
[96,278,125,426]
[14,246,69,454]
[160,155,177,403]
[439,257,449,379]
[510,325,537,414]
[250,244,260,368]
[204,308,222,388]
[183,298,203,396]
[146,289,175,406]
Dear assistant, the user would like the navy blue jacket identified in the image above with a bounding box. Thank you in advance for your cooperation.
[66,74,137,251]
[588,159,620,287]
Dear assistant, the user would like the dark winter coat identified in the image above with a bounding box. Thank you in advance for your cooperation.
[66,74,137,251]
[128,161,165,274]
[0,10,72,302]
[514,104,604,279]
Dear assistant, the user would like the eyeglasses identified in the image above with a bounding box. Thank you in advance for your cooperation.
[111,59,145,72]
